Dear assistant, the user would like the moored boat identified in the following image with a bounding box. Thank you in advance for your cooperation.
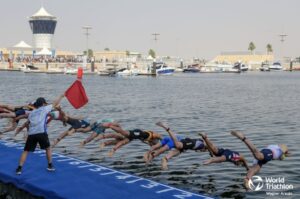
[155,62,175,75]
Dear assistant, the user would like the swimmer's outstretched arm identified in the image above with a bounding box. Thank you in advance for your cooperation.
[1,119,17,134]
[108,138,130,157]
[15,120,30,136]
[0,104,15,111]
[80,132,98,147]
[75,126,92,133]
[14,114,28,121]
[144,142,162,163]
[0,112,16,119]
[156,122,183,150]
[52,94,65,108]
[161,149,181,170]
[203,156,226,165]
[149,145,170,162]
[106,124,130,137]
[52,128,75,147]
[239,155,250,170]
[244,164,261,190]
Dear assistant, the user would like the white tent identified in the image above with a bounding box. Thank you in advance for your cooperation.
[13,41,32,49]
[147,55,154,60]
[36,47,52,56]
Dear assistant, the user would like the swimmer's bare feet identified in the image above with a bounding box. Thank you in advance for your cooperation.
[198,132,207,139]
[203,159,212,165]
[99,142,106,150]
[108,149,115,157]
[161,157,168,170]
[231,131,246,141]
[79,141,85,148]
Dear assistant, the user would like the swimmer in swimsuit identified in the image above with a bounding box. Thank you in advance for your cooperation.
[231,130,289,189]
[52,108,91,147]
[79,119,115,147]
[155,122,208,170]
[199,132,249,170]
[0,103,34,135]
[97,122,162,157]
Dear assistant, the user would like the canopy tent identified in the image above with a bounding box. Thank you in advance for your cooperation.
[36,47,52,56]
[13,41,32,49]
[146,55,154,60]
[6,41,33,59]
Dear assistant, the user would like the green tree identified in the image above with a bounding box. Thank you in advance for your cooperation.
[148,49,156,58]
[248,42,256,54]
[104,48,110,51]
[266,44,273,54]
[83,49,93,58]
[125,50,130,57]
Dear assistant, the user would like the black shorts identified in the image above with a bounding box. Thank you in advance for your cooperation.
[128,129,149,141]
[24,133,50,152]
[257,149,273,167]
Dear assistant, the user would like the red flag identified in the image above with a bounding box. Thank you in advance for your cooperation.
[65,80,89,109]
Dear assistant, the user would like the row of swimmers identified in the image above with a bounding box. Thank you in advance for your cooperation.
[0,101,290,189]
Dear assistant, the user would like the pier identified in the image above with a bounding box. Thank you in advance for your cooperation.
[0,140,213,199]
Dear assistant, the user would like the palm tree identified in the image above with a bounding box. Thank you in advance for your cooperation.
[83,49,93,58]
[148,49,156,58]
[266,44,273,54]
[248,42,256,54]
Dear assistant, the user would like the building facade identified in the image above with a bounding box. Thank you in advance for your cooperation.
[29,7,57,50]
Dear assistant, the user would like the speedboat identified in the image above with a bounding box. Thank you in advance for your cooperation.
[155,62,175,75]
[183,68,200,73]
[183,64,200,73]
[269,62,283,71]
[116,68,138,76]
[233,62,248,72]
[217,63,240,73]
[21,64,44,73]
[260,63,270,71]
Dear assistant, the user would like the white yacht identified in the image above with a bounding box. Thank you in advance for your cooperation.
[217,63,240,73]
[269,62,283,71]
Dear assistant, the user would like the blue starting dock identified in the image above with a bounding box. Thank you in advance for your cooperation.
[0,140,213,199]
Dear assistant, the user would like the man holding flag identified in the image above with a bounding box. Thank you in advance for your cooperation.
[16,68,89,175]
[16,94,65,175]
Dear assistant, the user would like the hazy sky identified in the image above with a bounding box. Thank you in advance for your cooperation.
[1,0,299,59]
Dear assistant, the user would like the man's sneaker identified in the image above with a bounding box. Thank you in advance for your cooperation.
[16,166,22,175]
[47,163,55,172]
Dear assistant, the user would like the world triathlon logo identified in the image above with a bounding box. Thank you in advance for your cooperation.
[248,176,264,191]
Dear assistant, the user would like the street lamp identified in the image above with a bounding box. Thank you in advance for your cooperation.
[279,34,287,63]
[82,26,92,68]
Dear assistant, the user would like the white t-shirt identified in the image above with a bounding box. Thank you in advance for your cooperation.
[28,105,53,135]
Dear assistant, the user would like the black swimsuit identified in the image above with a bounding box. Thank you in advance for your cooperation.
[180,138,205,152]
[217,148,241,164]
[128,129,151,141]
[67,118,90,130]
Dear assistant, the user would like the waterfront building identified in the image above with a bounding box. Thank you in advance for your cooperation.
[29,7,57,50]
[213,51,274,70]
[93,50,141,62]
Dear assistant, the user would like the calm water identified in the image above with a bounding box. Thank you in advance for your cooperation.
[0,71,299,199]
